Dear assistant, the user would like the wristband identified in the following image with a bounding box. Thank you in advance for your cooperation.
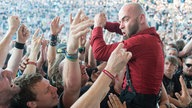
[27,61,37,66]
[15,42,25,49]
[49,35,57,46]
[50,41,57,46]
[65,51,78,62]
[102,69,115,79]
[78,47,85,54]
[50,35,57,41]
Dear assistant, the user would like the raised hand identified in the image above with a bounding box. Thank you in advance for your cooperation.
[50,16,64,36]
[8,16,20,32]
[31,29,43,53]
[108,93,127,108]
[41,39,48,49]
[67,10,93,54]
[19,57,29,72]
[17,24,30,43]
[175,76,191,107]
[94,13,107,28]
[105,43,132,75]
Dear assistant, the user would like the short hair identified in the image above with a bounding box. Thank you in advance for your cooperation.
[167,48,178,55]
[184,55,192,62]
[165,55,178,67]
[10,73,43,108]
[176,39,185,51]
[167,42,178,51]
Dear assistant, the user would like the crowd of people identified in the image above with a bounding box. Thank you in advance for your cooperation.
[0,0,192,108]
[0,0,192,42]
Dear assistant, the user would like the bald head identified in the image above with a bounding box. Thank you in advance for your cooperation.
[118,3,149,38]
[119,3,145,18]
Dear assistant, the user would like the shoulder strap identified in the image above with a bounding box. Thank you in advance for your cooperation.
[125,65,136,93]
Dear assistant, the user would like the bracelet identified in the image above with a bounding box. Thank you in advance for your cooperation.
[65,51,78,62]
[78,47,85,54]
[27,61,37,66]
[102,69,115,79]
[49,35,57,46]
[15,42,25,49]
[50,41,57,46]
[50,35,57,41]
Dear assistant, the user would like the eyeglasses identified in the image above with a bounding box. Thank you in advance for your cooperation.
[185,63,192,68]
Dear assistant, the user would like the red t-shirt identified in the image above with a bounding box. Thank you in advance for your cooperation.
[90,22,164,95]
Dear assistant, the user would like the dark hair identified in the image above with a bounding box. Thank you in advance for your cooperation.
[176,39,185,51]
[10,73,43,108]
[167,42,178,51]
[165,55,178,66]
[184,55,192,62]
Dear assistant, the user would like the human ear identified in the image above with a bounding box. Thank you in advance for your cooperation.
[139,14,145,24]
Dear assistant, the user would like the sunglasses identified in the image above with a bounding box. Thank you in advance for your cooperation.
[185,63,192,68]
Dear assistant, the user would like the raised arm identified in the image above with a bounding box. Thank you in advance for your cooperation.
[0,16,20,68]
[23,29,42,74]
[71,43,132,108]
[90,13,119,61]
[6,24,29,77]
[62,10,93,108]
[47,16,64,77]
[179,38,192,57]
[105,22,122,35]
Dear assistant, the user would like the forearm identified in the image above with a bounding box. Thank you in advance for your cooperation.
[47,45,56,64]
[90,27,118,61]
[105,22,122,35]
[71,72,111,108]
[63,58,81,108]
[179,38,192,57]
[88,46,96,67]
[6,48,23,77]
[63,58,81,90]
[23,52,38,74]
[0,30,15,67]
[37,47,46,69]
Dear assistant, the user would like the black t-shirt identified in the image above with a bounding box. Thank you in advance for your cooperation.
[183,74,192,89]
[163,74,181,98]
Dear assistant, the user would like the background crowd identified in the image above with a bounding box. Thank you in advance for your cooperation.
[0,0,192,108]
[0,0,192,43]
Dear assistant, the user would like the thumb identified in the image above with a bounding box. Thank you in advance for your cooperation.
[113,43,124,53]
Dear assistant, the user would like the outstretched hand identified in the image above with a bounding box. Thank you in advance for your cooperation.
[67,10,93,54]
[108,93,127,108]
[105,43,132,75]
[31,29,43,53]
[175,76,191,107]
[50,16,64,36]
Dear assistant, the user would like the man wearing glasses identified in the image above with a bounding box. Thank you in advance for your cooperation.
[182,55,192,96]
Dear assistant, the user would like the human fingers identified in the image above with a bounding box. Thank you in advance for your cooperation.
[72,9,82,25]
